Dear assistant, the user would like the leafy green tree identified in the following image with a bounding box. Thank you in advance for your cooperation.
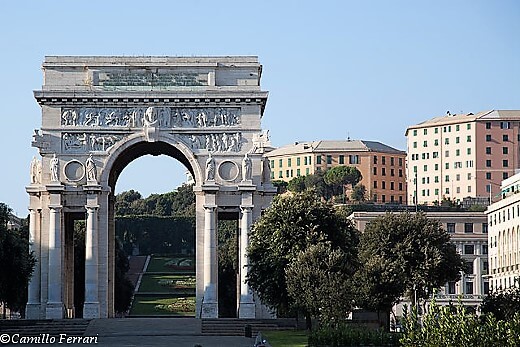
[271,180,288,194]
[0,203,35,318]
[217,219,238,317]
[304,170,331,199]
[356,212,463,329]
[115,190,143,215]
[351,184,367,202]
[324,166,362,197]
[286,242,357,326]
[287,176,306,193]
[246,191,359,326]
[481,286,520,321]
[114,238,133,314]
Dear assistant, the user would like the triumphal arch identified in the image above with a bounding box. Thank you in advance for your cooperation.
[26,56,276,320]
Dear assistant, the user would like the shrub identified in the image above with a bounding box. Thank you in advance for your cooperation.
[308,324,401,346]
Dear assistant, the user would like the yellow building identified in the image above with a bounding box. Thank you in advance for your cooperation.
[266,140,407,204]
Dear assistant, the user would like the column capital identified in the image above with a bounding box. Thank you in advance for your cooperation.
[85,205,99,212]
[240,205,253,213]
[48,205,63,212]
[203,205,217,211]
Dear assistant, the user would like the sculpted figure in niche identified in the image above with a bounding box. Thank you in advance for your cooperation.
[50,154,59,182]
[85,153,97,183]
[205,153,216,181]
[143,107,158,127]
[242,153,252,181]
[262,157,271,183]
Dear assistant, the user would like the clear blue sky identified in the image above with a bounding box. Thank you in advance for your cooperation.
[1,0,519,215]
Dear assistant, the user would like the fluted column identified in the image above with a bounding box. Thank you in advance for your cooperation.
[83,205,100,318]
[239,205,255,318]
[201,205,218,318]
[26,209,41,318]
[46,205,63,318]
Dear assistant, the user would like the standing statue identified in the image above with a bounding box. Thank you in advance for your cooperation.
[30,157,42,184]
[50,154,59,182]
[85,153,97,183]
[262,157,271,184]
[205,152,216,181]
[242,153,252,181]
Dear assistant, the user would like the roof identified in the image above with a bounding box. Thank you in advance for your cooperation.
[266,140,405,157]
[406,110,520,135]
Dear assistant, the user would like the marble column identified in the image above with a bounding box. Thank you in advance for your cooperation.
[201,205,218,318]
[46,205,63,319]
[238,205,255,318]
[83,205,100,318]
[26,209,41,318]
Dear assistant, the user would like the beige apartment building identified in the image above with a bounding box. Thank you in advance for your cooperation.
[406,110,520,206]
[350,210,489,313]
[486,172,520,290]
[266,140,407,204]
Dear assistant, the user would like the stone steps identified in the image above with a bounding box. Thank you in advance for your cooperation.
[0,319,91,336]
[201,318,296,336]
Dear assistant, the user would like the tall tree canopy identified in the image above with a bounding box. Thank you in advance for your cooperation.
[324,165,362,196]
[355,212,463,327]
[246,191,359,324]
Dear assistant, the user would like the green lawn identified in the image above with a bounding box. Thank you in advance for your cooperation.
[130,295,195,316]
[138,274,196,293]
[146,256,195,273]
[262,330,308,347]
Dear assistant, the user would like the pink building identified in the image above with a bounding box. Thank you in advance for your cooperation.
[406,110,520,205]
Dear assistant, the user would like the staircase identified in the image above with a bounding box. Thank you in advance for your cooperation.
[201,318,296,336]
[0,320,91,336]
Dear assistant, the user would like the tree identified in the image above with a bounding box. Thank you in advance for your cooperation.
[481,286,520,321]
[114,238,133,315]
[115,190,143,215]
[356,212,463,329]
[287,176,306,193]
[246,191,359,327]
[0,203,35,318]
[304,170,331,199]
[351,184,367,202]
[286,242,357,326]
[324,166,362,197]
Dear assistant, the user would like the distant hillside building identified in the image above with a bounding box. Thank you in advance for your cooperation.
[266,140,407,204]
[486,172,520,290]
[350,210,489,313]
[406,110,520,206]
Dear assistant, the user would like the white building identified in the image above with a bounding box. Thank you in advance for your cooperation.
[486,172,520,290]
[350,210,489,313]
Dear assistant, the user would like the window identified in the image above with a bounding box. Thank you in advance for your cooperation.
[278,171,283,178]
[464,223,474,233]
[382,156,386,165]
[326,155,332,164]
[435,127,438,133]
[308,156,312,165]
[445,150,450,157]
[373,167,377,175]
[423,140,428,147]
[482,223,488,233]
[447,223,455,233]
[399,182,403,191]
[433,152,439,158]
[435,188,439,195]
[486,160,491,167]
[316,156,321,164]
[486,122,491,129]
[503,172,509,179]
[349,155,359,164]
[482,244,488,254]
[456,124,460,131]
[390,182,394,190]
[445,163,449,169]
[503,147,509,154]
[373,155,378,164]
[382,195,386,203]
[287,158,292,167]
[434,176,439,183]
[503,134,509,141]
[413,166,417,173]
[373,181,377,188]
[423,129,427,135]
[448,282,456,295]
[468,186,471,193]
[435,164,439,171]
[486,147,491,154]
[297,157,301,166]
[271,171,274,179]
[391,169,395,176]
[445,175,450,182]
[382,168,386,176]
[413,142,417,148]
[296,169,301,176]
[339,155,344,164]
[278,159,283,167]
[413,129,417,136]
[271,160,275,168]
[456,174,460,181]
[466,160,474,168]
[484,282,490,295]
[486,134,492,142]
[486,172,491,180]
[434,139,439,146]
[399,158,403,166]
[445,138,450,145]
[286,170,290,177]
[501,121,511,129]
[456,149,460,156]
[445,187,450,194]
[306,168,310,175]
[399,169,403,177]
[464,245,475,255]
[423,165,427,172]
[467,123,471,130]
[465,282,474,295]
[467,148,471,155]
[456,137,460,144]
[467,173,472,180]
[391,157,394,166]
[467,135,471,142]
[503,159,509,167]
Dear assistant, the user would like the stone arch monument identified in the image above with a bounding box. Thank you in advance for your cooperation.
[26,56,277,319]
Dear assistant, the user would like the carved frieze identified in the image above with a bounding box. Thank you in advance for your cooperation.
[182,133,243,152]
[61,107,240,129]
[62,132,124,153]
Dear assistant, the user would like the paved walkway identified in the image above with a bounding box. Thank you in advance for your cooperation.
[83,318,255,347]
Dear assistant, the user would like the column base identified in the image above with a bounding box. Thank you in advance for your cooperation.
[25,303,41,319]
[201,302,218,318]
[83,302,100,319]
[46,302,64,319]
[238,302,256,319]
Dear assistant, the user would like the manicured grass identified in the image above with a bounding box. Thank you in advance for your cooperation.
[262,330,308,347]
[130,295,195,316]
[138,274,196,293]
[146,256,195,273]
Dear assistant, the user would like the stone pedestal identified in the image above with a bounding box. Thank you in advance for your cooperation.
[238,303,256,319]
[83,303,100,319]
[25,303,41,319]
[46,303,64,319]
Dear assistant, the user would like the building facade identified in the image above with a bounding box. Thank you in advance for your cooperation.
[266,140,407,204]
[486,172,520,290]
[405,110,520,205]
[350,210,489,312]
